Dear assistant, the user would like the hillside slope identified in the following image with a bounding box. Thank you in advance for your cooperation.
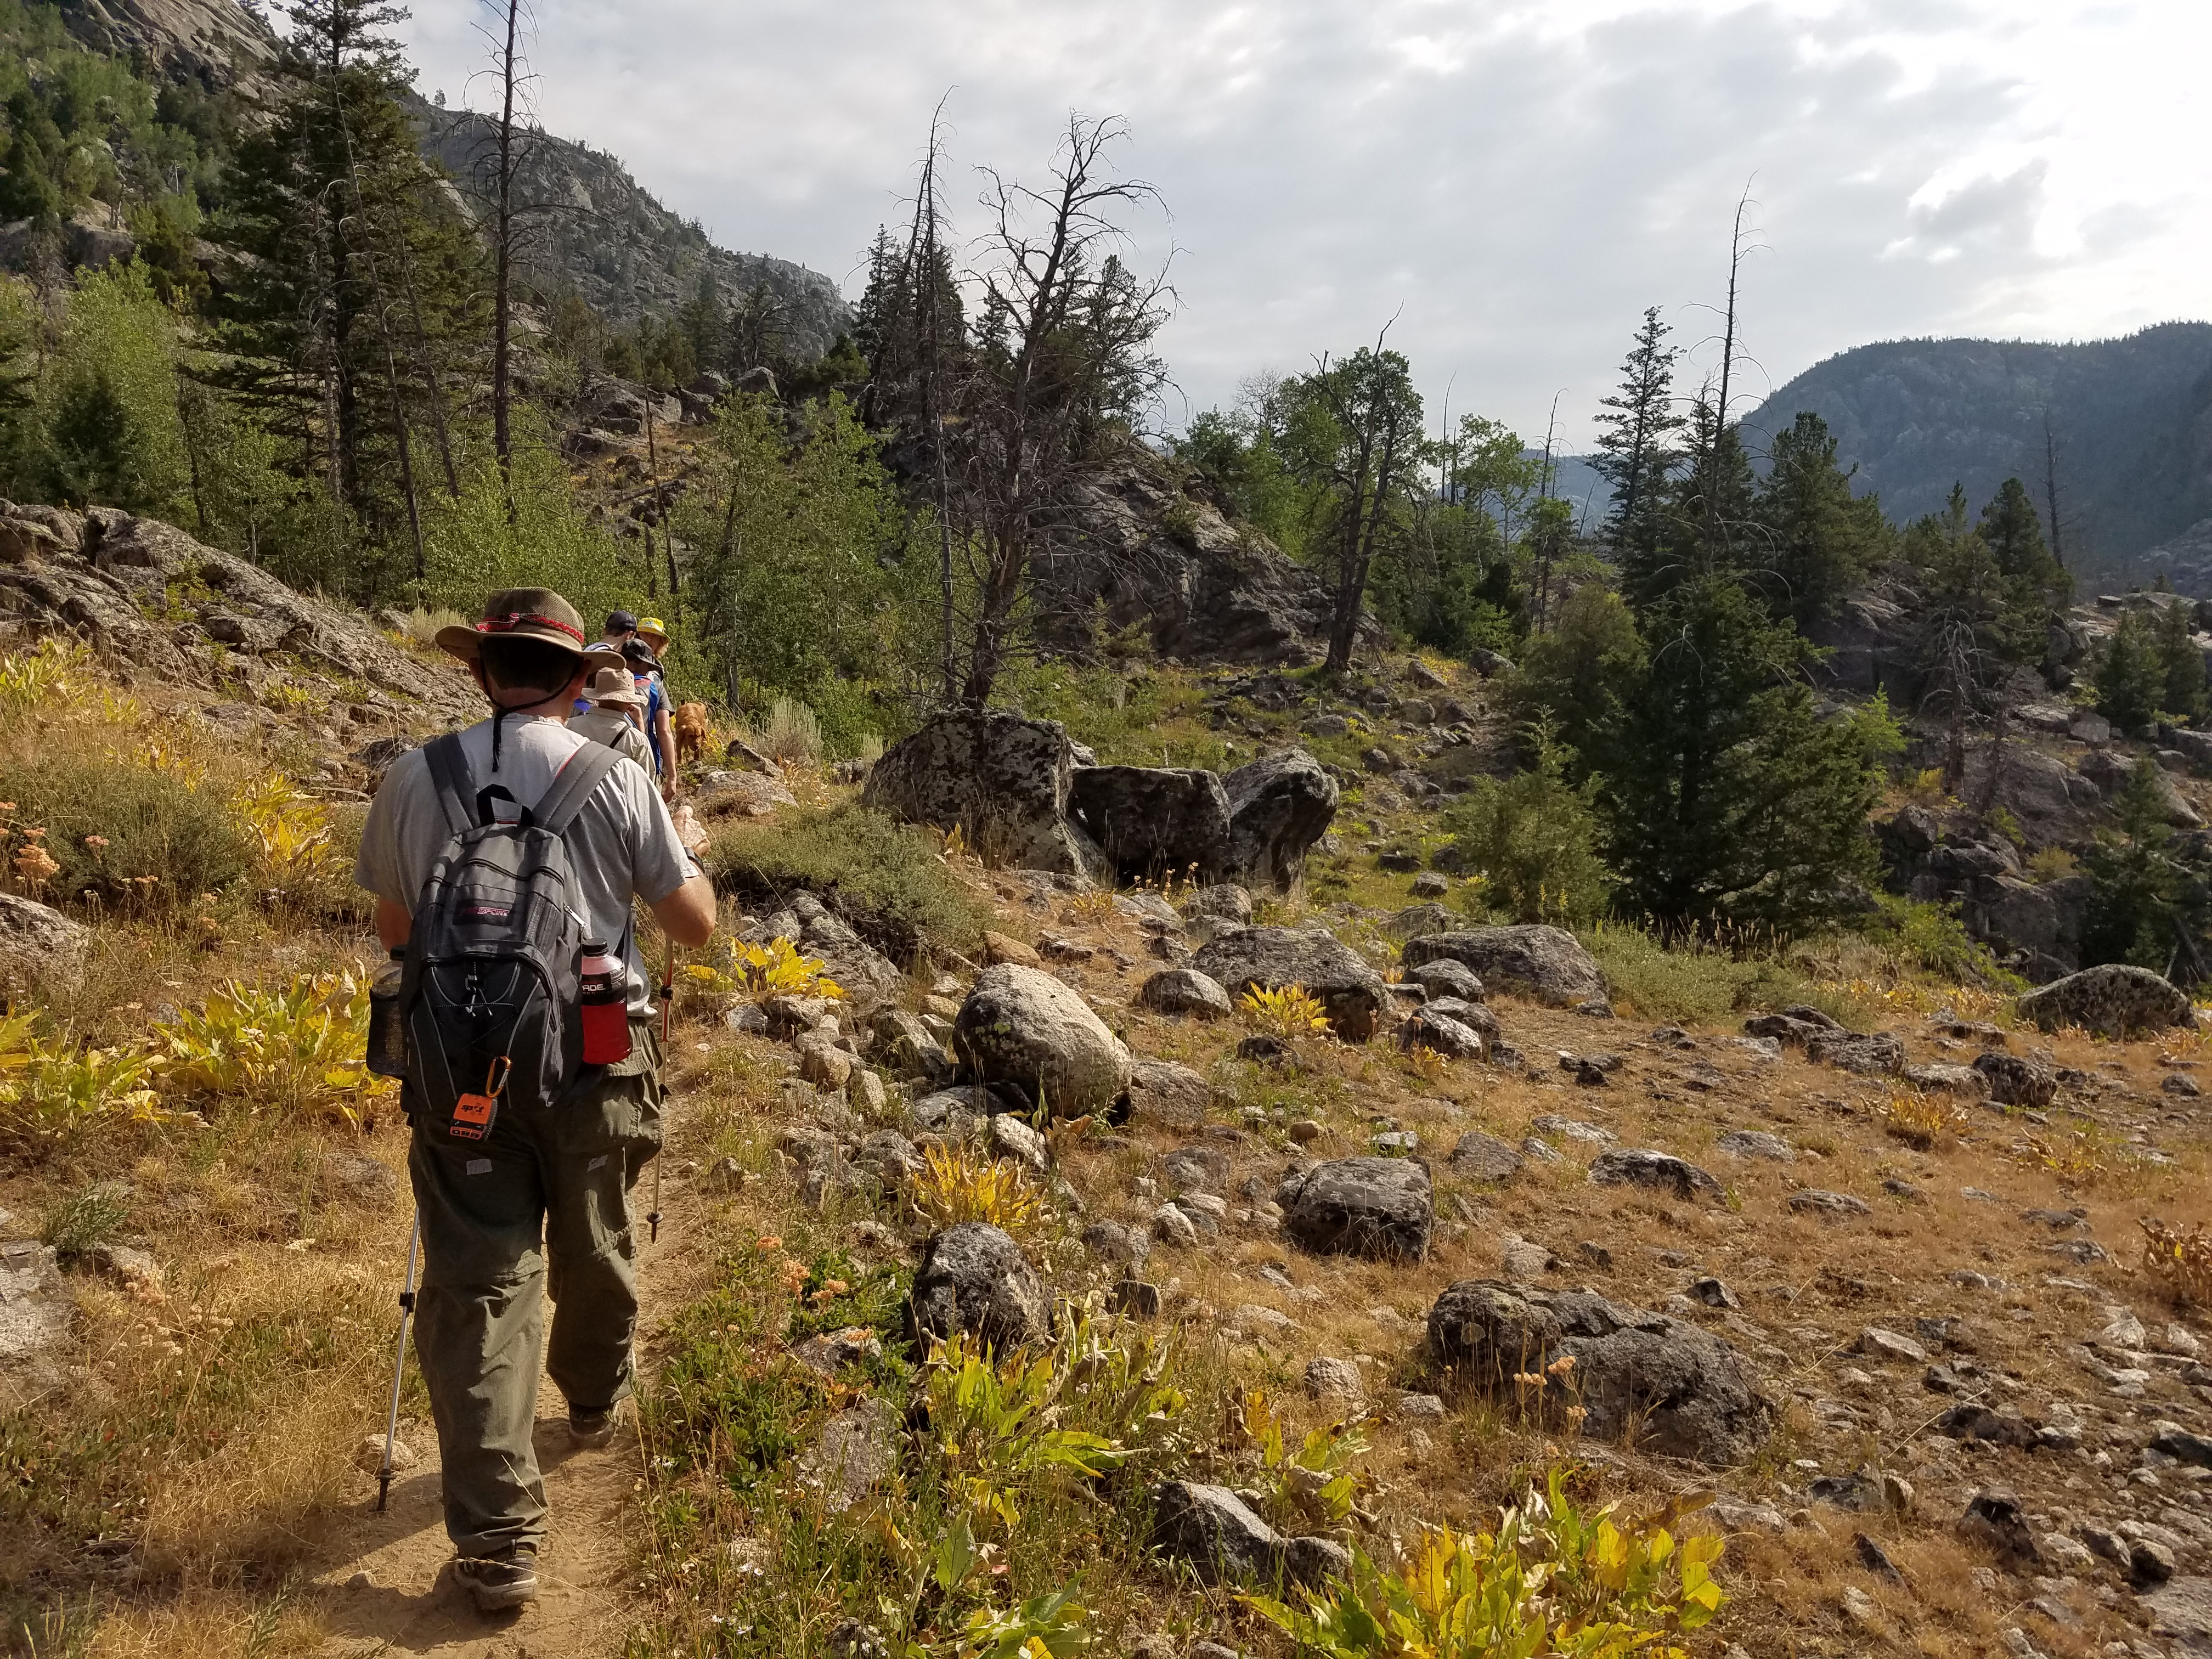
[1743,324,2212,579]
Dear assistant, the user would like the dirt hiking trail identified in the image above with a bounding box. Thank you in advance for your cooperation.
[306,1159,712,1658]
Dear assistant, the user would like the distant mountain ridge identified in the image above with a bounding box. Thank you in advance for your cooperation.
[1742,324,2212,580]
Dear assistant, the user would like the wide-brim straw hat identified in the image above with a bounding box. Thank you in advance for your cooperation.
[584,667,647,709]
[436,588,627,676]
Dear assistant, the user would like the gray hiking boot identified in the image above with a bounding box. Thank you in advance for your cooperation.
[568,1405,618,1449]
[454,1543,539,1612]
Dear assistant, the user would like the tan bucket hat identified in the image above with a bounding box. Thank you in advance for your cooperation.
[435,587,627,676]
[584,666,647,709]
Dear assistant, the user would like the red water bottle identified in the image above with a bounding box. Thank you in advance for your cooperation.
[579,941,631,1066]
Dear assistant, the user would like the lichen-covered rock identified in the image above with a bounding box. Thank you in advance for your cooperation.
[1125,1059,1212,1125]
[1068,766,1234,884]
[1972,1051,2057,1109]
[1399,1007,1486,1060]
[1425,1279,1776,1466]
[1805,1030,1906,1075]
[1446,1130,1523,1182]
[906,1224,1051,1353]
[1222,748,1339,891]
[1278,1156,1432,1261]
[952,964,1132,1116]
[1408,958,1484,1002]
[1190,926,1390,1041]
[862,710,1107,878]
[1400,926,1604,1008]
[2017,963,2193,1037]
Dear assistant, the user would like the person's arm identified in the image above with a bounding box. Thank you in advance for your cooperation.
[650,872,716,947]
[654,700,676,795]
[376,898,411,950]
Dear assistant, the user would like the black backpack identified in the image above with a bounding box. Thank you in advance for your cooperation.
[399,733,625,1141]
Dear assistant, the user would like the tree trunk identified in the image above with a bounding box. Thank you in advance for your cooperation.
[492,0,522,505]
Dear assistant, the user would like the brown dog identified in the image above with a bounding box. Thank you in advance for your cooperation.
[673,701,712,769]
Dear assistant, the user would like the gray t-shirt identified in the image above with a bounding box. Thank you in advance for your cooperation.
[355,715,699,1014]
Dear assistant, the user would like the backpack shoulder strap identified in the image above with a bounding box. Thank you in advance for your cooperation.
[424,733,478,838]
[532,741,625,839]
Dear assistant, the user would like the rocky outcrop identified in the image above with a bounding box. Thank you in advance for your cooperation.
[1036,449,1346,663]
[0,1239,72,1405]
[1401,926,1605,1008]
[906,1224,1051,1353]
[1221,749,1340,891]
[952,964,1132,1116]
[0,504,477,724]
[1425,1280,1776,1467]
[751,893,904,1018]
[862,712,1106,878]
[0,895,91,996]
[1189,926,1390,1041]
[2017,964,2194,1037]
[1066,767,1234,883]
[1277,1157,1432,1261]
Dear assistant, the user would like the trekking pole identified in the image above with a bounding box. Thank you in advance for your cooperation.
[376,1211,422,1514]
[648,939,676,1244]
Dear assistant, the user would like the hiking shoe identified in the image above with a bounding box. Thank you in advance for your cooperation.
[568,1406,617,1449]
[454,1544,539,1612]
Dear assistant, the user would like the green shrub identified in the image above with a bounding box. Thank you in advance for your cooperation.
[1583,923,1820,1025]
[0,755,251,909]
[1855,894,2018,985]
[1443,720,1612,924]
[710,804,989,961]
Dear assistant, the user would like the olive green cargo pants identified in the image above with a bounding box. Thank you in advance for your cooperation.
[405,1023,662,1559]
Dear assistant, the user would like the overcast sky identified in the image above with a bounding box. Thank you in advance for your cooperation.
[395,0,2209,451]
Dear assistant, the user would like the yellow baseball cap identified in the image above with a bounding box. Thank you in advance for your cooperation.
[635,616,670,645]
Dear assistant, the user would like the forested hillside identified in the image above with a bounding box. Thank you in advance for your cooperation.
[1742,324,2212,581]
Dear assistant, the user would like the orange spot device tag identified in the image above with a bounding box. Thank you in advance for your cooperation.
[449,1058,510,1142]
[449,1091,497,1141]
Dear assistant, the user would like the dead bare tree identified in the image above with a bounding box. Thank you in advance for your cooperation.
[951,113,1170,706]
[489,0,526,498]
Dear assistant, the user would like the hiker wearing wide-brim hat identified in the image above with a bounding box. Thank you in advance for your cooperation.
[433,589,628,775]
[571,666,652,769]
[358,583,714,1612]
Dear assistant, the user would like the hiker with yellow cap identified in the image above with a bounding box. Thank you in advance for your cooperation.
[353,587,715,1612]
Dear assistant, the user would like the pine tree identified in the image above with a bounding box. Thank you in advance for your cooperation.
[2154,601,2208,723]
[1590,306,1682,585]
[2096,612,2166,732]
[1597,574,1898,931]
[1756,411,1885,624]
[2081,757,2212,980]
[1978,476,2067,605]
[1628,396,1756,611]
[215,0,484,594]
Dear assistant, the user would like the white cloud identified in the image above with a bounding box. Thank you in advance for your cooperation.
[398,0,2208,449]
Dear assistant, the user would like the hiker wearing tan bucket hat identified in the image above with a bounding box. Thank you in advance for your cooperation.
[572,665,652,769]
[355,585,714,1611]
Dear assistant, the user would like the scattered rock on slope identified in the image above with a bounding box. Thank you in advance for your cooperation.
[1189,926,1390,1040]
[906,1224,1051,1352]
[1136,967,1234,1020]
[0,895,90,994]
[2016,963,2193,1036]
[1400,926,1604,1008]
[1278,1157,1432,1260]
[952,964,1132,1116]
[1148,1480,1350,1588]
[1425,1279,1776,1466]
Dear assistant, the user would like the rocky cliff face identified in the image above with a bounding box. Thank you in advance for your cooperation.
[412,104,849,360]
[54,0,274,93]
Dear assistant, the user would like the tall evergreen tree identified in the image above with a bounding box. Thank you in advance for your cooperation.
[1598,574,1897,931]
[1591,306,1682,583]
[1756,411,1885,624]
[1977,476,2068,606]
[215,0,484,593]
